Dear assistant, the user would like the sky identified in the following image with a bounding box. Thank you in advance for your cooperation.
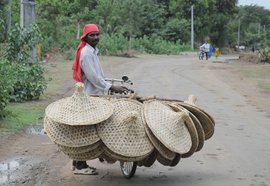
[238,0,270,10]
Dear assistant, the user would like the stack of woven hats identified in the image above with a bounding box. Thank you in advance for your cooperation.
[44,82,112,160]
[44,83,154,162]
[44,83,215,166]
[137,96,215,167]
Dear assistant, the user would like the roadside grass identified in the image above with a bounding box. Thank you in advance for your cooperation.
[0,103,44,130]
[238,64,270,91]
[258,83,270,90]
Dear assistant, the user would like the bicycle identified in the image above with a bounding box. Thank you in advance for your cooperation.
[105,76,137,179]
[198,50,204,60]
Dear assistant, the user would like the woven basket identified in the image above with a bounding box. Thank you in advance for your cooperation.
[44,116,100,147]
[97,98,154,158]
[57,141,101,154]
[143,100,192,154]
[63,144,104,161]
[174,102,214,140]
[45,82,113,126]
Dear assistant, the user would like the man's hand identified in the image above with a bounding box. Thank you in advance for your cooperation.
[110,85,130,94]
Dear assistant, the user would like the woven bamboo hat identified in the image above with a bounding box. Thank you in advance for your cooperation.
[157,153,181,167]
[185,95,215,125]
[103,145,147,162]
[99,153,117,164]
[57,141,101,154]
[45,82,113,126]
[63,145,104,161]
[166,101,205,152]
[143,100,192,154]
[167,103,199,158]
[44,116,100,147]
[175,102,214,140]
[97,98,154,158]
[143,120,176,160]
[137,149,158,167]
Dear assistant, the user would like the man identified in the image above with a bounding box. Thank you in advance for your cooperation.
[200,41,210,60]
[71,24,128,175]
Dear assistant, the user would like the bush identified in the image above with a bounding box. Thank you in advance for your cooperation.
[0,59,14,118]
[9,62,47,102]
[99,33,189,55]
[259,47,270,62]
[6,23,43,63]
[99,33,129,55]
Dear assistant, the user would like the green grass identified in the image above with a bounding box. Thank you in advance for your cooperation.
[0,100,45,130]
[258,82,270,91]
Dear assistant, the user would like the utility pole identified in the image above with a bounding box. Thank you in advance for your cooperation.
[237,18,240,49]
[7,0,12,33]
[20,0,36,29]
[76,20,80,39]
[20,0,37,61]
[191,5,194,50]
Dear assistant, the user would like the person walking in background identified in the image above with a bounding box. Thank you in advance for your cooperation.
[208,44,214,59]
[71,24,128,175]
[213,47,220,58]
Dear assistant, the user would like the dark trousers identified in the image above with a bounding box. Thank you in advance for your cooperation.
[205,52,208,60]
[72,160,88,169]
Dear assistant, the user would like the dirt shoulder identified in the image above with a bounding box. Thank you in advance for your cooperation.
[203,57,270,115]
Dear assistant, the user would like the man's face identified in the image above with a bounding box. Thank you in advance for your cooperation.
[85,31,100,47]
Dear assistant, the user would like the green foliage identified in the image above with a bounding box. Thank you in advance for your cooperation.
[3,0,270,54]
[1,23,47,104]
[259,47,270,62]
[133,35,189,54]
[6,23,43,63]
[0,59,14,118]
[99,33,129,55]
[236,5,270,48]
[0,9,7,42]
[9,63,47,102]
[99,33,189,55]
[161,18,190,43]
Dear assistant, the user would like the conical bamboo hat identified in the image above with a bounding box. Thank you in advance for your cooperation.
[45,82,113,126]
[44,116,100,147]
[143,100,192,154]
[97,98,154,157]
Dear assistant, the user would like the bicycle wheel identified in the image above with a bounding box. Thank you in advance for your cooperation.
[120,161,137,179]
[199,52,204,60]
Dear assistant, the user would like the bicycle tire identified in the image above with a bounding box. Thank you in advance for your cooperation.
[120,161,137,179]
[199,52,204,60]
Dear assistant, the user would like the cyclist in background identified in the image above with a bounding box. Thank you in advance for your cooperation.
[200,41,210,60]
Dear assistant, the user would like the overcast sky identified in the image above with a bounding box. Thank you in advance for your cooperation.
[238,0,270,10]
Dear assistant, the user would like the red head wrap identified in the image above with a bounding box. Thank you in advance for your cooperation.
[72,24,99,82]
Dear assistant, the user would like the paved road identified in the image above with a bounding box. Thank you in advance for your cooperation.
[1,55,270,186]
